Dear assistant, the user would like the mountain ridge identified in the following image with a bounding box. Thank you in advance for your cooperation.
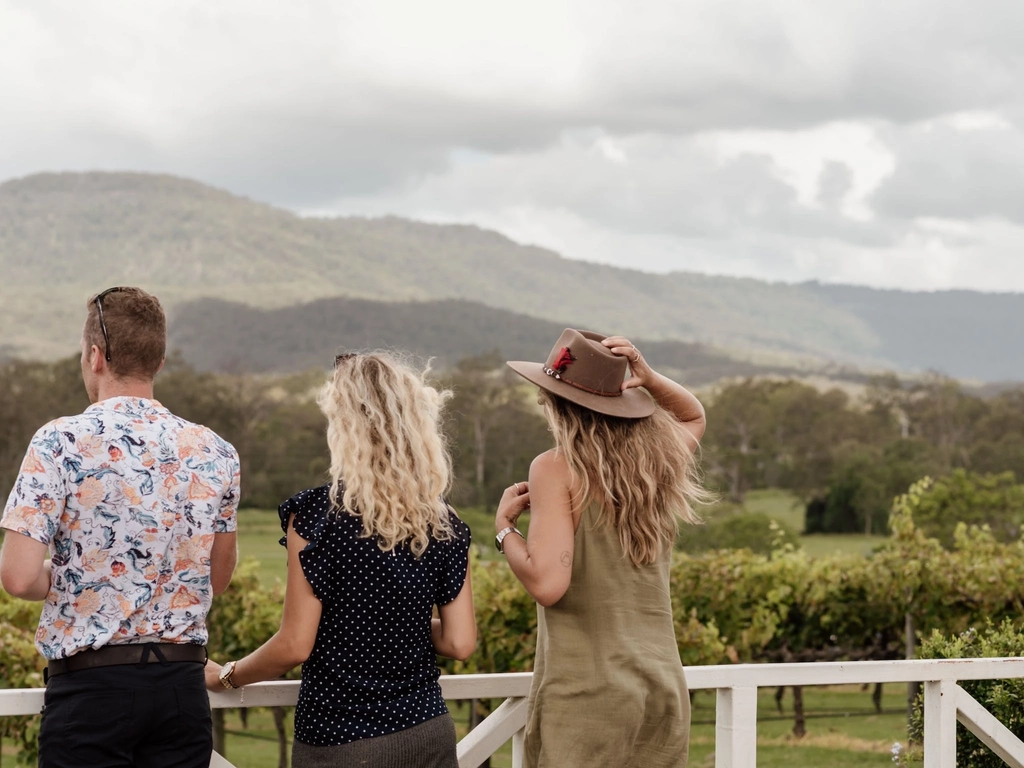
[167,295,849,385]
[1,170,1021,381]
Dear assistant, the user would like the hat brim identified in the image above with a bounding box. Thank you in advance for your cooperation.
[507,361,656,419]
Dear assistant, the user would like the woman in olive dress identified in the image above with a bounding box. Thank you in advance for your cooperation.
[496,329,708,768]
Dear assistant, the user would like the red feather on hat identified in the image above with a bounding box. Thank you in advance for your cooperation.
[552,347,575,372]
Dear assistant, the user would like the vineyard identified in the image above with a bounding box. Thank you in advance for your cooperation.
[5,480,1024,765]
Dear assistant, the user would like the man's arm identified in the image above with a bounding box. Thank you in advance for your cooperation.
[210,448,241,595]
[0,533,51,600]
[210,532,237,596]
[0,427,65,600]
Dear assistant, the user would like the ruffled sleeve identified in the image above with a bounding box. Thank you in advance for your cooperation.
[278,485,332,601]
[435,506,472,606]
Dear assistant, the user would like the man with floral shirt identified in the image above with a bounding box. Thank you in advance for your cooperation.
[0,287,240,768]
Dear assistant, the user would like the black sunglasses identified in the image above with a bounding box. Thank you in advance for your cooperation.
[334,353,356,367]
[94,287,125,362]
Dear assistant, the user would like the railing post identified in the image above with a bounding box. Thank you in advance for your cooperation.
[716,686,757,768]
[511,727,525,768]
[923,679,957,768]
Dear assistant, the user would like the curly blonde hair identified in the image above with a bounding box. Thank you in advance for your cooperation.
[539,390,709,567]
[318,353,454,557]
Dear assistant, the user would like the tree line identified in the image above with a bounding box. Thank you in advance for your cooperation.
[1,355,1022,536]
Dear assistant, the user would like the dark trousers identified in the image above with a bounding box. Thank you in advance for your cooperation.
[38,661,212,768]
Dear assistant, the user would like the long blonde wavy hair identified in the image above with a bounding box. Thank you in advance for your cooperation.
[318,353,455,557]
[539,390,710,567]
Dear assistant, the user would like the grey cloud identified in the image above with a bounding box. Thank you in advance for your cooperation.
[818,163,854,210]
[339,133,901,248]
[872,123,1024,223]
[3,0,1024,210]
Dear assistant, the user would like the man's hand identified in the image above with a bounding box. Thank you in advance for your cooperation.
[204,660,224,692]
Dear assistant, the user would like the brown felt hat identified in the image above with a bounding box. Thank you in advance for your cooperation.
[507,329,655,419]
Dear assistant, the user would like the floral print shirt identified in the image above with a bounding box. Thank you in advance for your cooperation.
[0,397,240,660]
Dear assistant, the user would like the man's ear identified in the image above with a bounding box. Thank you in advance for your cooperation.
[89,344,105,374]
[156,357,166,375]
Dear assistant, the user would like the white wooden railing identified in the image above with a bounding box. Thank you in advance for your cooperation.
[3,659,1024,767]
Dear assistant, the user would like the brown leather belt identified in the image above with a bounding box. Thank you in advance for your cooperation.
[46,643,207,679]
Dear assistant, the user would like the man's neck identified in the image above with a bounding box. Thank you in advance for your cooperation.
[94,379,156,404]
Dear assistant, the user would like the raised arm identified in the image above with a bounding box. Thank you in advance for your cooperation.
[602,335,706,449]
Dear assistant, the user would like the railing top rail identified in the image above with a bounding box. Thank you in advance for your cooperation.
[683,657,1024,689]
[4,658,1024,718]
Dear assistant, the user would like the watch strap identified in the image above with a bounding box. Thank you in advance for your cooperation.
[219,660,239,689]
[495,526,524,553]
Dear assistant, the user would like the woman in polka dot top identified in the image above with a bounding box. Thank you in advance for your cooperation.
[205,352,476,768]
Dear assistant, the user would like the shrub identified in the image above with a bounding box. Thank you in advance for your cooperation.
[678,511,798,555]
[911,620,1024,766]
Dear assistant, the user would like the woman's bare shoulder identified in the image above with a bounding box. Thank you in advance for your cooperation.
[531,449,568,475]
[531,449,579,494]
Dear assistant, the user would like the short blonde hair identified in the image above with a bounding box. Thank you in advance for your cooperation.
[318,353,454,557]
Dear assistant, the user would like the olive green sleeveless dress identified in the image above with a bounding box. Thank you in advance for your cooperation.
[523,501,690,767]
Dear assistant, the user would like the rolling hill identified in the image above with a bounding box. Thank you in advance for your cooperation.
[1,170,1022,381]
[167,296,842,385]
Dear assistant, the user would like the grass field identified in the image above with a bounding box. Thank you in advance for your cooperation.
[734,488,888,557]
[238,509,289,584]
[241,488,889,587]
[241,501,536,586]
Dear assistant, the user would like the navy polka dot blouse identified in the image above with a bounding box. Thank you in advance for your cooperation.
[278,485,471,747]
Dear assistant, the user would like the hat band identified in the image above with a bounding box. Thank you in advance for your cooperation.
[543,367,621,398]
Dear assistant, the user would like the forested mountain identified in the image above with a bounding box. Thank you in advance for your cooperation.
[2,170,1022,380]
[168,296,841,384]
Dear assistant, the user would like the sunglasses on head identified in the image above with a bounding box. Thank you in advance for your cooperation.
[335,353,356,367]
[94,287,125,363]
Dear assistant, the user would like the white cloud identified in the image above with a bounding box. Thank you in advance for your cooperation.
[705,123,896,220]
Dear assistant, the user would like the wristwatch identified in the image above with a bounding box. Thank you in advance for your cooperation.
[219,660,239,689]
[495,526,524,554]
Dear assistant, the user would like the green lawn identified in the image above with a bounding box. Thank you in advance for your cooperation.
[743,488,806,531]
[744,488,888,556]
[689,684,913,766]
[238,509,288,585]
[243,489,890,584]
[242,503,527,586]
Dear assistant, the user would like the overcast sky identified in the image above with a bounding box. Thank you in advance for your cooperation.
[3,0,1023,292]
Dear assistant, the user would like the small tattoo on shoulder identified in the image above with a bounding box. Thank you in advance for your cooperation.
[560,550,572,567]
